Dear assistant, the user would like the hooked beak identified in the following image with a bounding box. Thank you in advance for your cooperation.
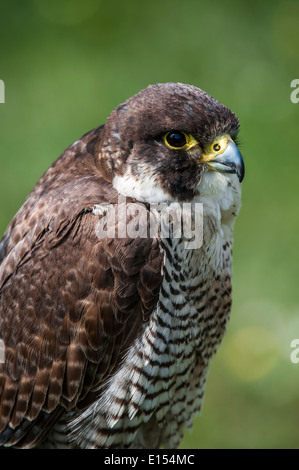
[202,136,245,183]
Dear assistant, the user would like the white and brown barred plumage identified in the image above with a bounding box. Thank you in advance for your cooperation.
[0,83,244,448]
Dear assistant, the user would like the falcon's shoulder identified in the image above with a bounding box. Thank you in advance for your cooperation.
[0,128,164,447]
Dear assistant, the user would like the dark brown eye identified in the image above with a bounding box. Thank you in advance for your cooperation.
[213,143,221,152]
[165,131,187,149]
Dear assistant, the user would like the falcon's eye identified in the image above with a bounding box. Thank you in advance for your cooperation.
[164,131,187,149]
[213,143,221,152]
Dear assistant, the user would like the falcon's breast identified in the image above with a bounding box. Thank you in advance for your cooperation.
[57,183,238,449]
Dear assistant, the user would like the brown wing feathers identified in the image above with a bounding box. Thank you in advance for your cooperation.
[0,129,164,447]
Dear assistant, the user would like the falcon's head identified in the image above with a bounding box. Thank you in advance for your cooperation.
[97,82,244,205]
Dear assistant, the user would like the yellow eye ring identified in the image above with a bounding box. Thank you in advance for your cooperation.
[164,131,198,150]
[164,131,187,149]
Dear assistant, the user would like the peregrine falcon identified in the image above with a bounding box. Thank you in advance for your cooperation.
[0,83,244,448]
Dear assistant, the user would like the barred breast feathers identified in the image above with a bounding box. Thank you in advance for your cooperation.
[62,172,241,449]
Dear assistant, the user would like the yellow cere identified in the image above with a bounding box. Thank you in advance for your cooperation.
[201,134,232,162]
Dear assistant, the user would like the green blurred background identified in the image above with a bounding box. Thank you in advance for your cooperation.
[0,0,298,449]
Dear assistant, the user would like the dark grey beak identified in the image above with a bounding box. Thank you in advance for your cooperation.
[209,141,245,182]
